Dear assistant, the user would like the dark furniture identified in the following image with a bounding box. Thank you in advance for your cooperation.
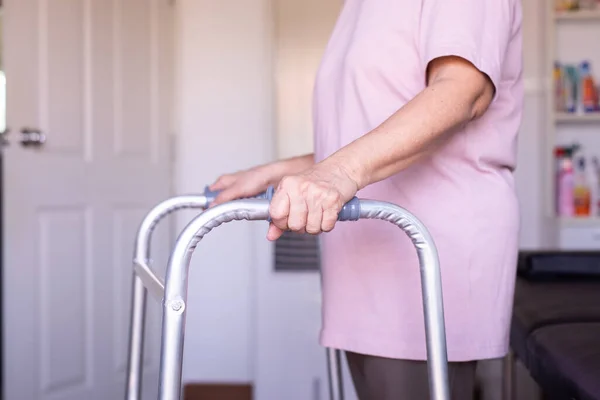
[510,251,600,399]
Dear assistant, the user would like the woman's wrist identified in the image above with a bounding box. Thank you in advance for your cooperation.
[319,148,369,191]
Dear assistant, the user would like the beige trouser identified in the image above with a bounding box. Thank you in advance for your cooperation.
[346,351,477,400]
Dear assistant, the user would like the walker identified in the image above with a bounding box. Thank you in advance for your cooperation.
[124,186,450,400]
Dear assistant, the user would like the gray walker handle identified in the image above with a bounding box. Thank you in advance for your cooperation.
[125,187,346,400]
[158,187,450,400]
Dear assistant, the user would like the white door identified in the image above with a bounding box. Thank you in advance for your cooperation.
[2,0,175,399]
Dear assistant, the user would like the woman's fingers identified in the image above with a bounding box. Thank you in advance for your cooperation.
[287,190,308,233]
[306,206,324,234]
[306,186,324,234]
[269,177,336,238]
[209,174,237,191]
[208,174,239,206]
[269,189,291,232]
[212,187,239,206]
[209,169,272,206]
[266,223,285,241]
[321,208,338,232]
[321,190,341,232]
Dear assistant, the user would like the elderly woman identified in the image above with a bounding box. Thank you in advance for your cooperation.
[210,0,523,398]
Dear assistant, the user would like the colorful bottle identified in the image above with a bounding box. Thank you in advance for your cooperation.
[580,61,597,113]
[574,157,591,216]
[558,157,575,217]
[555,147,567,214]
[564,65,579,113]
[556,0,580,10]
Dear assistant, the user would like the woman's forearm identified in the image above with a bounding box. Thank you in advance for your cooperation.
[322,66,494,190]
[265,153,315,183]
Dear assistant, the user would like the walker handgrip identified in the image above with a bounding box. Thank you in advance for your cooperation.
[202,186,220,202]
[204,185,360,222]
[202,185,274,204]
[262,185,360,222]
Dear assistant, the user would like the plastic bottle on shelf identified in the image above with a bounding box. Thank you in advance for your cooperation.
[558,156,575,217]
[556,0,580,10]
[574,156,591,216]
[580,61,598,113]
[564,65,579,113]
[555,147,567,214]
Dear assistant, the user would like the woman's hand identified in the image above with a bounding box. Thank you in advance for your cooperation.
[208,165,274,206]
[267,161,360,241]
[208,154,315,206]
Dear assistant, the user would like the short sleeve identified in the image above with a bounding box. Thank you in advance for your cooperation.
[419,0,513,94]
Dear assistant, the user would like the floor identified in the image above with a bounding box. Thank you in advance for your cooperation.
[476,358,543,400]
[182,359,544,400]
[183,383,253,400]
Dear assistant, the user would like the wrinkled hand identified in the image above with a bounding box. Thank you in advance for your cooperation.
[267,162,359,241]
[208,165,274,206]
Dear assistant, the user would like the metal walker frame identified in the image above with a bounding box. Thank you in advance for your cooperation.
[125,186,451,400]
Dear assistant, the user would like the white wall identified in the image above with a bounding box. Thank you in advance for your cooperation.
[174,0,275,383]
[514,0,547,250]
[273,0,342,158]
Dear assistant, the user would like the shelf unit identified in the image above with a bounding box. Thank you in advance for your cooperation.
[555,8,600,20]
[559,216,600,226]
[546,4,600,248]
[555,112,600,123]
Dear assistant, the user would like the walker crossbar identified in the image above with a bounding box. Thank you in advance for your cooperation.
[159,188,450,400]
[125,188,345,400]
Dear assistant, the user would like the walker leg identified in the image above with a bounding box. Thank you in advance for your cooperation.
[502,349,516,400]
[125,275,148,400]
[326,348,344,400]
[158,297,187,400]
